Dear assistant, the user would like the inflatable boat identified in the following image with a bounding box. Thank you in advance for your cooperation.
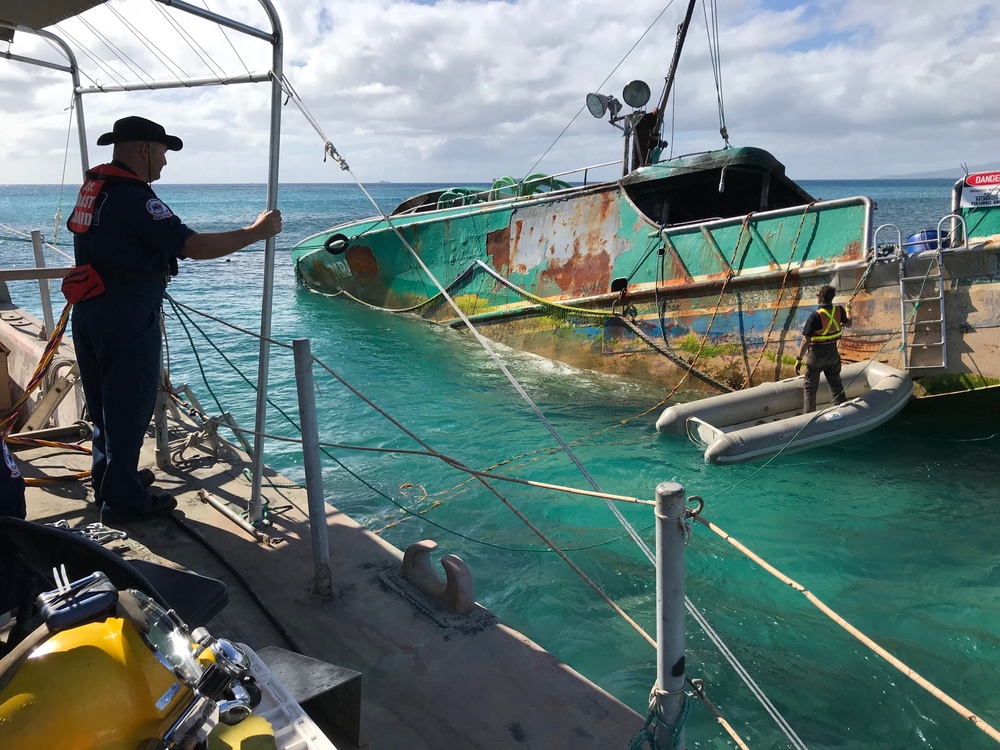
[656,360,913,464]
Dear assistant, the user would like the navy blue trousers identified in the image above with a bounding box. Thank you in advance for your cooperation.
[72,295,161,511]
[1,439,27,614]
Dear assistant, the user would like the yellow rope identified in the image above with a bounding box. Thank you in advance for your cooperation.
[0,303,73,435]
[689,679,752,750]
[655,213,753,403]
[741,202,816,388]
[694,512,1000,744]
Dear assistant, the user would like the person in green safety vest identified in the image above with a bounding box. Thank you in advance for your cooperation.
[794,285,852,414]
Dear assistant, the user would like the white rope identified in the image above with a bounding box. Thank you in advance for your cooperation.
[50,23,129,88]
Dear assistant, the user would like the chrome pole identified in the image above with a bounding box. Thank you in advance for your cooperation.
[653,481,687,749]
[247,0,284,523]
[292,338,332,596]
[30,231,55,337]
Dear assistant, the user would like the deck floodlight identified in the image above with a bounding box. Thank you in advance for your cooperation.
[587,93,622,119]
[622,79,651,108]
[586,93,609,118]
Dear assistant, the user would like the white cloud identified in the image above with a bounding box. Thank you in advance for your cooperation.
[1,0,998,184]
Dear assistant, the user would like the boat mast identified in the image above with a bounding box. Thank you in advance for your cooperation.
[653,0,698,150]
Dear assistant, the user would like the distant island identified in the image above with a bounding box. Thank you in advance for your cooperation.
[879,162,1000,180]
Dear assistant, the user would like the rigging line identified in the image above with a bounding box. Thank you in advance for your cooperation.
[344,168,654,562]
[170,292,792,742]
[76,14,155,85]
[648,215,752,406]
[164,299,528,551]
[108,4,191,80]
[695,512,1000,746]
[174,242,781,735]
[688,679,752,750]
[741,202,816,388]
[701,0,727,142]
[50,24,129,88]
[685,594,808,750]
[166,300,658,643]
[669,77,677,159]
[150,0,228,79]
[198,0,252,76]
[165,296,638,554]
[279,75,352,173]
[525,0,677,179]
[0,224,73,259]
[51,98,76,253]
[278,89,658,562]
[714,273,930,498]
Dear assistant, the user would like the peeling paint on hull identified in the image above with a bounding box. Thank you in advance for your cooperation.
[292,151,1000,398]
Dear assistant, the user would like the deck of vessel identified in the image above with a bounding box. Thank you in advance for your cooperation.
[13,397,642,748]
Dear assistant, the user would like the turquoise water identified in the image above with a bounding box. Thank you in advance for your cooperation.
[3,179,998,749]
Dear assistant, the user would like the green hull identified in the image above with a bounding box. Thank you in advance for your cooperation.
[292,150,1000,396]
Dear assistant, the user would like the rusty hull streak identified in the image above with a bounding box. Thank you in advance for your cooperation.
[511,220,529,274]
[843,240,863,260]
[487,226,511,274]
[536,193,615,296]
[346,244,379,276]
[540,240,613,297]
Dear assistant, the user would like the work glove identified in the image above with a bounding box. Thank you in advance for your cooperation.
[794,358,802,375]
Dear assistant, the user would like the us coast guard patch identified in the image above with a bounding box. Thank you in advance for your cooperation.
[3,441,19,478]
[146,198,173,220]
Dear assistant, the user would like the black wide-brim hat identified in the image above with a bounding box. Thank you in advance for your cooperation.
[96,116,183,151]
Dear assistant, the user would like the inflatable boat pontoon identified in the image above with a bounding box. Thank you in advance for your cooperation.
[656,360,913,464]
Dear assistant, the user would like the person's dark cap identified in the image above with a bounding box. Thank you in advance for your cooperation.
[96,116,183,151]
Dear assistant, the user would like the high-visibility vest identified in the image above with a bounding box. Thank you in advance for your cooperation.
[810,306,843,343]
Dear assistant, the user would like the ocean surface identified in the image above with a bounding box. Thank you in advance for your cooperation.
[3,178,998,749]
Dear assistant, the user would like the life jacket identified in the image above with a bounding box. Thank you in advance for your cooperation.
[810,306,843,343]
[67,163,145,234]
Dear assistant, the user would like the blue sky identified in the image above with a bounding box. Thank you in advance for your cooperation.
[1,0,998,183]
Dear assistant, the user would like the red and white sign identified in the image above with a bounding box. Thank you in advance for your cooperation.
[961,171,1000,208]
[966,171,1000,187]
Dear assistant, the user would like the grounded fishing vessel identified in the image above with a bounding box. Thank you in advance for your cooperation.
[292,2,1000,402]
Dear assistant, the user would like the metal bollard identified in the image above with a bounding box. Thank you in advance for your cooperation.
[292,338,332,596]
[652,481,687,749]
[30,230,55,338]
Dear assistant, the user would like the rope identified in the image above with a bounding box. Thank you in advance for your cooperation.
[693,510,1000,745]
[848,251,879,303]
[688,679,752,750]
[168,303,658,642]
[169,294,801,746]
[615,315,733,392]
[0,303,73,436]
[166,297,648,554]
[524,0,678,178]
[741,201,816,388]
[629,691,690,750]
[653,213,753,404]
[0,224,73,260]
[702,0,729,146]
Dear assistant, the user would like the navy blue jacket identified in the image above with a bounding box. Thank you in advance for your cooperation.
[70,160,194,301]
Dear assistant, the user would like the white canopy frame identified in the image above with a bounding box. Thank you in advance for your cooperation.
[1,0,283,522]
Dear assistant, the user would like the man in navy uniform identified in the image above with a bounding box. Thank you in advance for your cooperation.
[68,116,282,523]
[795,285,852,414]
